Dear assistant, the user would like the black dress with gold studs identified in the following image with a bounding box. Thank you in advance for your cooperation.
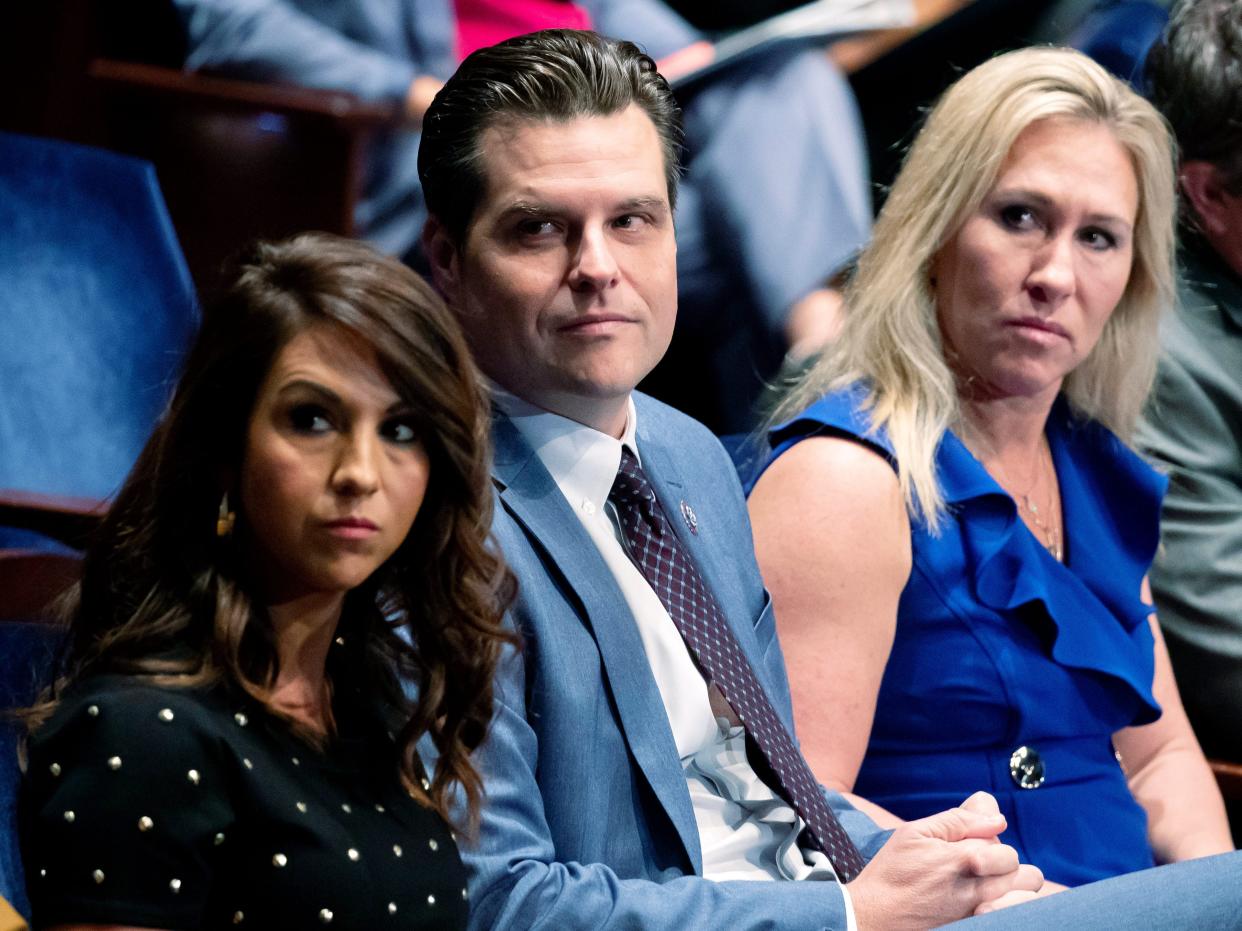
[20,678,469,929]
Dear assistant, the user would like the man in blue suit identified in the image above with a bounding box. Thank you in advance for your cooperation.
[420,28,1242,931]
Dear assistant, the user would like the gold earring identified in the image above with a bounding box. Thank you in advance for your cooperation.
[216,492,236,538]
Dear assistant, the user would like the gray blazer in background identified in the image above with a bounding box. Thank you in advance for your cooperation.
[1138,237,1242,761]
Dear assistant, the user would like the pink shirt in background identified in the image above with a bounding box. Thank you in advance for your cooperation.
[454,0,594,62]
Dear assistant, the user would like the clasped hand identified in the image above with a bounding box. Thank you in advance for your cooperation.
[849,791,1054,930]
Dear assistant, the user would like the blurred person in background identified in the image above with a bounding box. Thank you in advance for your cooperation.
[1138,0,1242,798]
[172,0,872,432]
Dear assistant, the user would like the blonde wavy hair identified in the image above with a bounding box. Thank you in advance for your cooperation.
[768,47,1176,530]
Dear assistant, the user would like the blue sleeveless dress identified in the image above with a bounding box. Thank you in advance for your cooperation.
[758,384,1166,886]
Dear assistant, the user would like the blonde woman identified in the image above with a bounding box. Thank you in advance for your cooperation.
[748,47,1233,888]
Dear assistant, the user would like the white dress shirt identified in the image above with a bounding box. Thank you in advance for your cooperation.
[493,388,856,927]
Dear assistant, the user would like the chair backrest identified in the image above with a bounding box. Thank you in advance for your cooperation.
[0,132,198,507]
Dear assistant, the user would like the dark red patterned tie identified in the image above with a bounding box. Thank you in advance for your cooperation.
[609,448,865,881]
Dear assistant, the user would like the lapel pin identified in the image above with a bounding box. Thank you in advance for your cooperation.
[679,500,698,535]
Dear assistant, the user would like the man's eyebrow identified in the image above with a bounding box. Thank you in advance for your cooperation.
[618,196,670,215]
[500,200,552,219]
[497,196,670,220]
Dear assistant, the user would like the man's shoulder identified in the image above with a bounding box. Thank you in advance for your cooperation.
[633,391,730,461]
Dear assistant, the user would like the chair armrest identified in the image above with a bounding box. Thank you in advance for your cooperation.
[1210,758,1242,802]
[88,58,403,128]
[0,489,105,550]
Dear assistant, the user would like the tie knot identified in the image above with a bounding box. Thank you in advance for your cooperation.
[610,448,659,516]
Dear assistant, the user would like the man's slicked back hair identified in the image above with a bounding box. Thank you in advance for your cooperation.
[418,28,684,243]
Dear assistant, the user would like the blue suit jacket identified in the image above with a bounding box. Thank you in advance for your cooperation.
[462,393,889,930]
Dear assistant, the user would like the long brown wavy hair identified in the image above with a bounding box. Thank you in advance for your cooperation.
[27,232,516,831]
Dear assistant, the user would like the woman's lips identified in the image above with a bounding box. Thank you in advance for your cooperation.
[324,517,378,539]
[1006,316,1069,341]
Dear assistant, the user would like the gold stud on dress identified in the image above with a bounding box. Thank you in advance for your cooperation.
[272,853,288,868]
[347,849,360,862]
[138,816,154,832]
[319,908,334,923]
[108,756,122,771]
[158,708,175,723]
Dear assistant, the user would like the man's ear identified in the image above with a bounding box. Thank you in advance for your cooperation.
[1181,160,1233,237]
[422,214,462,302]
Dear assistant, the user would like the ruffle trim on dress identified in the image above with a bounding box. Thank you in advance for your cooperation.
[937,399,1165,725]
[765,388,1166,726]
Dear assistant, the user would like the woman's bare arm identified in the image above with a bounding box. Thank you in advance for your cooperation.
[1113,581,1234,862]
[748,435,911,823]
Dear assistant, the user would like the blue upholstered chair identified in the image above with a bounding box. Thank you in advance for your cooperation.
[0,131,198,920]
[0,131,198,525]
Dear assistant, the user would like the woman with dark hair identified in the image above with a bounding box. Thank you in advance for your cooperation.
[19,233,515,929]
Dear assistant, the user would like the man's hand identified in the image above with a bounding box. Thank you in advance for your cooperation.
[958,791,1066,915]
[848,793,1044,931]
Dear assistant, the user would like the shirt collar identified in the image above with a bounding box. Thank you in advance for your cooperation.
[488,382,640,513]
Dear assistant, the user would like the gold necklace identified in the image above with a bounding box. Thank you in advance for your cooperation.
[966,431,1064,562]
[1014,453,1063,562]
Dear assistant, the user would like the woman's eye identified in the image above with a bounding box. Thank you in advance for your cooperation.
[383,418,419,445]
[999,204,1038,230]
[289,404,333,434]
[1080,227,1118,251]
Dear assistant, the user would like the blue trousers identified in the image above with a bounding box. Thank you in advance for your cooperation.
[945,851,1242,929]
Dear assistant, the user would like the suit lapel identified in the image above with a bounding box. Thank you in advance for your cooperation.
[491,412,703,870]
